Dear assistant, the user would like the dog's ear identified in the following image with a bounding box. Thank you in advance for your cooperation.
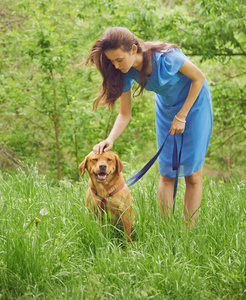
[78,156,88,176]
[115,153,124,174]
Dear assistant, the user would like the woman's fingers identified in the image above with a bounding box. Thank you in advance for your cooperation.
[93,139,113,154]
[170,128,185,135]
[93,142,106,154]
[103,142,113,152]
[92,144,100,154]
[170,118,185,135]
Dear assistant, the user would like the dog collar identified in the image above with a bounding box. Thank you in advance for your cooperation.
[90,182,125,198]
[90,182,125,217]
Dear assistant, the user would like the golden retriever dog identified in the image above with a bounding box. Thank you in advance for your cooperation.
[79,151,134,241]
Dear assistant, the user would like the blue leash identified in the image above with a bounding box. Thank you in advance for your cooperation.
[126,133,183,212]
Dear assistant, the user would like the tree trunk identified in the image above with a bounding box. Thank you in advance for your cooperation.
[52,69,61,180]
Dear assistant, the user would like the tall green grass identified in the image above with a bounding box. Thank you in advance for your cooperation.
[0,167,245,299]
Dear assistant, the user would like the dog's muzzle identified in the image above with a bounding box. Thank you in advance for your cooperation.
[94,164,110,181]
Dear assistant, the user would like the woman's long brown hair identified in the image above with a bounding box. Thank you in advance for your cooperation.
[86,27,179,111]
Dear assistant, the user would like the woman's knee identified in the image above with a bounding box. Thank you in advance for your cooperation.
[159,175,176,185]
[185,168,203,185]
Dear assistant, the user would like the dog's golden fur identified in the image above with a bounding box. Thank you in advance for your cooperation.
[79,151,134,240]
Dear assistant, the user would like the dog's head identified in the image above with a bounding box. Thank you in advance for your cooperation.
[79,151,124,182]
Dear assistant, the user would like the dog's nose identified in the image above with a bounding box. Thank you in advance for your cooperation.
[99,164,107,170]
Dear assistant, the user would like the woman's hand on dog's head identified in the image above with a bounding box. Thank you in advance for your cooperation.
[93,139,113,154]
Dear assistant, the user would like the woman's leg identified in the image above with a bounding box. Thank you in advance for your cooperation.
[184,167,203,229]
[158,175,176,217]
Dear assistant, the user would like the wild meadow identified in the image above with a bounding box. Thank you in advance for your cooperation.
[0,166,245,299]
[1,0,245,298]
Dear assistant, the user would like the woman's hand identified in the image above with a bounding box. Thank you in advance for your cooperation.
[169,115,186,136]
[93,139,113,154]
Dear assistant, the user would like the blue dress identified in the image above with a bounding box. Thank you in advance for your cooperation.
[123,48,213,178]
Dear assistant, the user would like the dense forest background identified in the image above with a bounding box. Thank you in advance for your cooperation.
[0,0,245,180]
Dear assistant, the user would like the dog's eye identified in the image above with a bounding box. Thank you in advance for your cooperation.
[107,159,112,162]
[92,158,98,162]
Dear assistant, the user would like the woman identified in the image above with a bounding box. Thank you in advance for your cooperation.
[86,27,212,228]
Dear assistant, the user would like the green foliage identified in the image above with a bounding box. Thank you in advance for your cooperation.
[155,0,246,58]
[0,0,245,179]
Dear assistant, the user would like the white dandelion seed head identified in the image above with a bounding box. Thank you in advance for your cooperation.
[40,208,49,216]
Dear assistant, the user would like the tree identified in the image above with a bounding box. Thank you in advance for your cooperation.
[0,0,245,179]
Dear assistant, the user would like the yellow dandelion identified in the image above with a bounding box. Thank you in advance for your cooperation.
[35,217,40,227]
[27,232,31,236]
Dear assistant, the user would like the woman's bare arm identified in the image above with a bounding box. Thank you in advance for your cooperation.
[169,60,205,135]
[93,90,132,154]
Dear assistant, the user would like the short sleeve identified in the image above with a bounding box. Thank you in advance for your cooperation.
[123,74,135,93]
[157,49,186,86]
